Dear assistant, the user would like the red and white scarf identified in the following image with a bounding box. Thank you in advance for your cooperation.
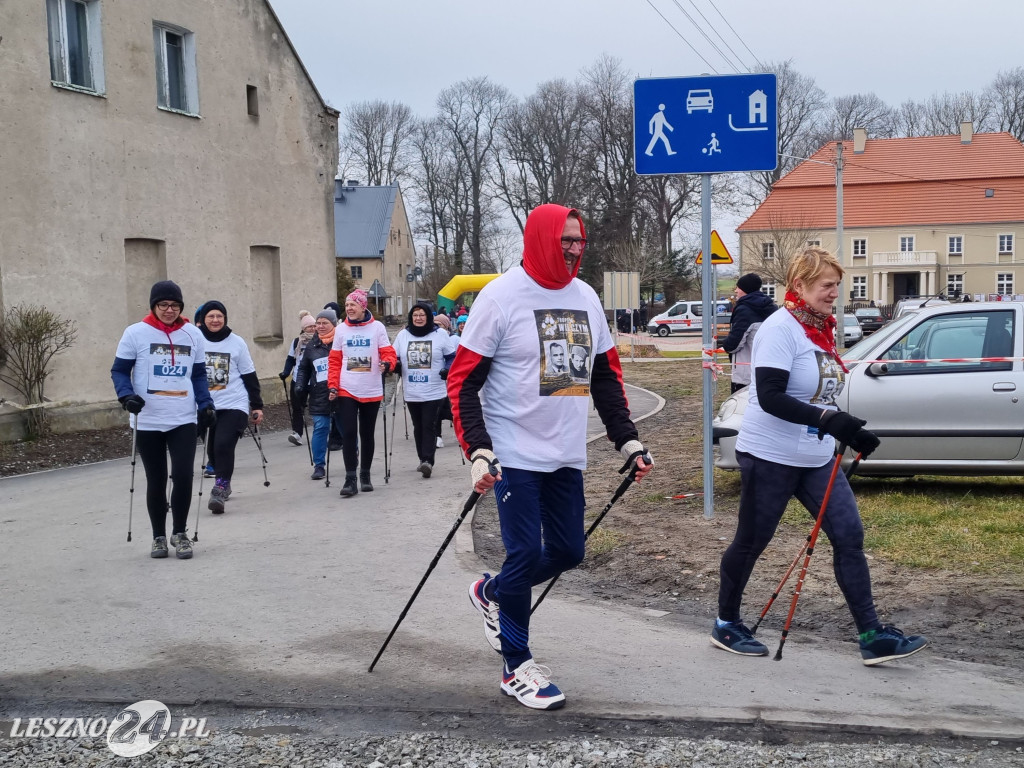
[783,290,848,373]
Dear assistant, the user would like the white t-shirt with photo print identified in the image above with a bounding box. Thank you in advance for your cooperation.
[393,327,460,402]
[736,308,845,467]
[458,266,613,472]
[204,333,256,414]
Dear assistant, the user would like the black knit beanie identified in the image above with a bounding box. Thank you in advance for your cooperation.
[736,273,762,294]
[406,302,435,338]
[201,300,228,325]
[149,280,184,309]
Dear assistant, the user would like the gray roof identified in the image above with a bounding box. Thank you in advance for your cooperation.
[334,181,398,259]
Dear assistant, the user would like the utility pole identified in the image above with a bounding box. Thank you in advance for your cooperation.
[835,142,845,344]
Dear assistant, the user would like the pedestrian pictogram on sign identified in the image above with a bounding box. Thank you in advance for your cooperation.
[695,230,733,265]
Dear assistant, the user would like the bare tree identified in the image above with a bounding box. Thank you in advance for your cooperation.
[436,77,512,273]
[987,67,1024,141]
[814,93,896,144]
[492,79,589,232]
[342,100,415,185]
[409,117,468,269]
[740,208,824,289]
[746,60,827,205]
[920,91,994,136]
[892,99,926,137]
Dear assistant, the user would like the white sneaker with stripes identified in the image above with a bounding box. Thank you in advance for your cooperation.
[501,659,565,710]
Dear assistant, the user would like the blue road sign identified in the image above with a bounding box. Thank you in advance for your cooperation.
[634,73,777,175]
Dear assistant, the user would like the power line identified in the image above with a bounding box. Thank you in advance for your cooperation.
[667,0,742,73]
[703,0,763,69]
[643,0,719,74]
[683,0,751,71]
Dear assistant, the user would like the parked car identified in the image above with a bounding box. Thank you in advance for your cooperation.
[893,296,949,319]
[647,300,731,336]
[854,307,886,334]
[841,314,863,345]
[712,301,1022,477]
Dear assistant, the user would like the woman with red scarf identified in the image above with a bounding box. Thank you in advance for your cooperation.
[711,248,928,666]
[111,280,215,560]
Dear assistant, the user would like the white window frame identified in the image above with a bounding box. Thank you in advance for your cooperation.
[998,233,1015,256]
[851,238,867,257]
[46,0,104,94]
[761,241,775,261]
[947,273,964,297]
[948,235,963,255]
[997,273,1014,295]
[899,235,915,253]
[763,280,777,300]
[851,275,867,299]
[153,22,199,116]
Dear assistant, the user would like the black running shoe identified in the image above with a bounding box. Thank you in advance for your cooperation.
[859,625,928,666]
[710,621,769,656]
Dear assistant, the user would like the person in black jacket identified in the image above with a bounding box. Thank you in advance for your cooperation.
[720,273,778,393]
[294,309,338,480]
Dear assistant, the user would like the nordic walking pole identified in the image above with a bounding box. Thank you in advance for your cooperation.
[530,452,651,615]
[194,436,208,542]
[127,423,138,542]
[753,449,862,634]
[381,372,390,483]
[387,378,400,477]
[368,461,499,672]
[773,448,849,661]
[325,408,338,488]
[248,423,270,487]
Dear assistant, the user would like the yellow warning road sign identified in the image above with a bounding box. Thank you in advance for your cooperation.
[696,230,733,265]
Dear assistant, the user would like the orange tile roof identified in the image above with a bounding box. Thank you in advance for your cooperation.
[738,132,1024,231]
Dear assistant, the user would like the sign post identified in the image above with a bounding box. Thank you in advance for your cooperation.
[635,73,777,519]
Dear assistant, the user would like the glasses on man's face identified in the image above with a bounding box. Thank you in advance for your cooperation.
[155,302,181,311]
[560,237,587,250]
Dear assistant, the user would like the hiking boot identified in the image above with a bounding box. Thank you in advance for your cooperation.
[501,659,565,711]
[436,436,444,448]
[208,480,229,514]
[417,460,432,478]
[288,431,303,446]
[859,625,928,666]
[174,533,194,559]
[359,471,374,492]
[203,464,216,478]
[339,472,358,497]
[710,620,769,656]
[169,532,187,547]
[468,575,502,653]
[151,536,168,559]
[311,465,325,481]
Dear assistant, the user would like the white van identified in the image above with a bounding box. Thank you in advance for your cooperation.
[647,300,731,336]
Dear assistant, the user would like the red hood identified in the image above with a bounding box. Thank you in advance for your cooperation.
[522,204,584,289]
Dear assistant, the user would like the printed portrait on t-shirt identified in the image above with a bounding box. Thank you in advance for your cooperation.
[810,351,845,405]
[147,343,192,396]
[347,355,372,372]
[535,310,592,397]
[407,341,431,370]
[205,351,231,391]
[569,344,590,382]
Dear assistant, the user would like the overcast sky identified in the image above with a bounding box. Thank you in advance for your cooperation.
[271,0,1022,116]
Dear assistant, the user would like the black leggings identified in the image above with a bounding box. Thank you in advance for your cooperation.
[336,398,381,472]
[407,399,444,465]
[136,423,197,538]
[289,381,306,435]
[208,409,248,483]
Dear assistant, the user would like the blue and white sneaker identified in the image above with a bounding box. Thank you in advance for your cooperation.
[501,659,566,710]
[203,464,216,478]
[468,575,502,653]
[859,625,928,666]
[710,620,769,656]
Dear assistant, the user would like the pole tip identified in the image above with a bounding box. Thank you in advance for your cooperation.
[127,533,132,542]
[773,649,783,661]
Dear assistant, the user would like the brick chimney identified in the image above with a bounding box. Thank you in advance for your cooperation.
[960,121,973,144]
[853,127,867,154]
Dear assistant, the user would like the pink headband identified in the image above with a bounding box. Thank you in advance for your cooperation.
[346,290,368,310]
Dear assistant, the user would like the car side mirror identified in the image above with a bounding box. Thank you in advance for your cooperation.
[866,362,889,377]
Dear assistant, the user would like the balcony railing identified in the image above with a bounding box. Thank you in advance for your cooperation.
[872,250,938,267]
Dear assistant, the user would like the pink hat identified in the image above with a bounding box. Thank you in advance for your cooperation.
[346,289,368,310]
[300,314,316,329]
[434,314,451,330]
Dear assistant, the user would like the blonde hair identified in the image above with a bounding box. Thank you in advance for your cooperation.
[785,247,844,291]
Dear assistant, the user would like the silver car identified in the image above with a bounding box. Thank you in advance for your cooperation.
[841,313,863,346]
[712,301,1022,476]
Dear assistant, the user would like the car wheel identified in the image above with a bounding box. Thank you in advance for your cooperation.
[657,326,670,337]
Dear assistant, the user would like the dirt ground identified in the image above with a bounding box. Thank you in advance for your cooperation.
[472,360,1024,675]
[2,371,1021,673]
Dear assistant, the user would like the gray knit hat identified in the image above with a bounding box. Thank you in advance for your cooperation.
[316,308,338,325]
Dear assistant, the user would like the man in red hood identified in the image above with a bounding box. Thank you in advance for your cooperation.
[447,203,653,711]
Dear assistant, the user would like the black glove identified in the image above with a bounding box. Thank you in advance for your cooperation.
[393,361,402,376]
[381,361,392,376]
[819,411,880,458]
[278,371,288,381]
[197,406,217,429]
[439,368,449,381]
[119,394,145,415]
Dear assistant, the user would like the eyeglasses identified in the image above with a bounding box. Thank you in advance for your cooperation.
[560,237,587,250]
[155,302,182,311]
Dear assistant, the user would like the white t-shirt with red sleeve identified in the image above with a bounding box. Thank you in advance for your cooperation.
[329,318,392,401]
[458,266,613,472]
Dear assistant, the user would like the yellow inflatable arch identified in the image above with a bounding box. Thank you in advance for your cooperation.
[436,274,500,311]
